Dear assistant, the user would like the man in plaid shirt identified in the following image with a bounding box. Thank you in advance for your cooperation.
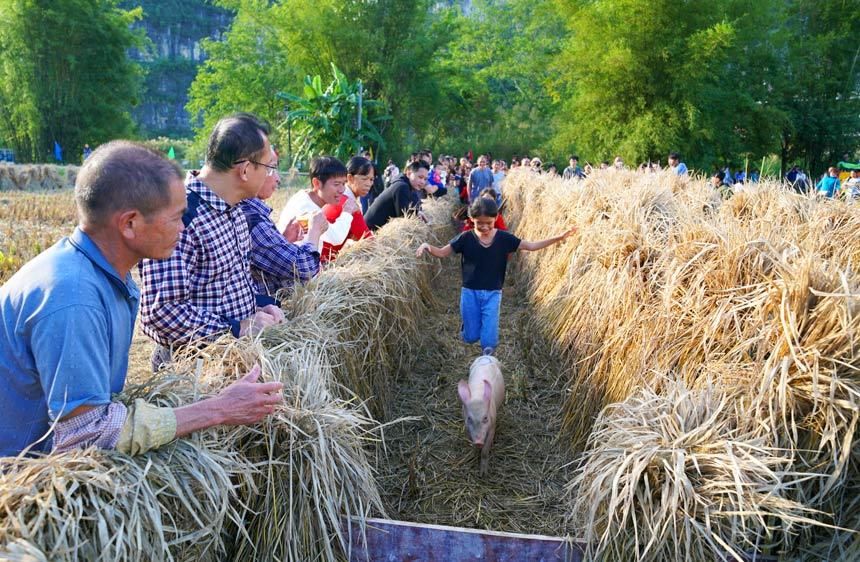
[140,114,285,368]
[240,147,326,297]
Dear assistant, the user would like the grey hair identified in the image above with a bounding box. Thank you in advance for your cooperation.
[75,140,183,226]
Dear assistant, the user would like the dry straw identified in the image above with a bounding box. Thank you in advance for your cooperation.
[0,200,452,561]
[504,169,860,560]
[284,215,438,418]
[0,164,77,192]
[569,377,822,561]
[0,374,251,562]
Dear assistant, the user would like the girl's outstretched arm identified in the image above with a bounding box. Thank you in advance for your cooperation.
[416,243,453,258]
[519,227,577,252]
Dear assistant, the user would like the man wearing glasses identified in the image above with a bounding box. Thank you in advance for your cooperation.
[139,113,285,371]
[240,147,324,297]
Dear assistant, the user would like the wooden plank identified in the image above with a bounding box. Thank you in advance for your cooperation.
[346,517,583,562]
[344,517,780,562]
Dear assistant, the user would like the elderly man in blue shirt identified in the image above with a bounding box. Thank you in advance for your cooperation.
[0,141,284,457]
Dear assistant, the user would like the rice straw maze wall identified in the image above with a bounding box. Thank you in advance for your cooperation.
[2,171,859,561]
[504,169,860,561]
[0,200,451,561]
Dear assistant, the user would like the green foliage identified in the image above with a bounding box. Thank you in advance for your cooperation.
[774,0,860,173]
[0,0,144,162]
[2,0,853,171]
[437,0,566,159]
[279,64,389,165]
[186,0,297,158]
[189,0,470,164]
[548,0,787,170]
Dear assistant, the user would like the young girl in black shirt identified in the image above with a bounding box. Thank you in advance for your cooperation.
[416,197,575,355]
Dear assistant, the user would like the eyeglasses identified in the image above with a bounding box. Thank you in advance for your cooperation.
[234,159,280,176]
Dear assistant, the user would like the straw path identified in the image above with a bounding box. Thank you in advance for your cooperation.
[374,252,576,535]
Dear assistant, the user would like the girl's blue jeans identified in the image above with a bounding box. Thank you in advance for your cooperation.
[460,288,502,349]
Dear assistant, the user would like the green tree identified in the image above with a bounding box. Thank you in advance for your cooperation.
[436,0,566,159]
[775,0,860,175]
[186,0,297,156]
[549,0,786,170]
[187,0,467,164]
[267,0,460,160]
[280,64,389,165]
[0,0,143,162]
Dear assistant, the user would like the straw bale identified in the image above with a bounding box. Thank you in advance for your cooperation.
[569,378,818,562]
[162,309,389,561]
[0,164,77,192]
[281,201,450,417]
[0,167,14,191]
[0,374,251,562]
[503,169,860,559]
[0,199,454,561]
[157,203,454,560]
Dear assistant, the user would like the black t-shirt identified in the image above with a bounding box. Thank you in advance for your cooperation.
[450,230,521,290]
[364,177,420,231]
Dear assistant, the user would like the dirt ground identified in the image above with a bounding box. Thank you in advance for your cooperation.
[373,256,577,537]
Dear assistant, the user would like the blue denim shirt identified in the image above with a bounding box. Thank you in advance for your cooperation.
[0,228,139,456]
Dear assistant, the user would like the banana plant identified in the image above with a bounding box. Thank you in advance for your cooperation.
[277,63,390,167]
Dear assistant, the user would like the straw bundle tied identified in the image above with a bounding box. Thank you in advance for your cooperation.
[0,202,451,561]
[0,164,77,192]
[282,207,443,418]
[504,169,860,559]
[569,378,820,561]
[0,374,250,562]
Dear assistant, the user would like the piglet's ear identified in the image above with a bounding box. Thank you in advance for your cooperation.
[483,379,492,402]
[457,380,471,404]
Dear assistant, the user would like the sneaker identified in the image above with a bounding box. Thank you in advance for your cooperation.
[482,347,495,356]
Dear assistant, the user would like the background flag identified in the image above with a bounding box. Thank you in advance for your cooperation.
[167,146,176,160]
[53,141,63,163]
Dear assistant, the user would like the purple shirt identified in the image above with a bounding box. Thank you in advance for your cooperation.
[239,197,321,296]
[139,173,257,346]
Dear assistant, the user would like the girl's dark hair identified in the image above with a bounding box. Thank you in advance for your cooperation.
[347,156,373,176]
[479,188,498,200]
[468,196,498,218]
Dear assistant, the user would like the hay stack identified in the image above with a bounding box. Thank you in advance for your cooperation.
[504,169,860,559]
[163,337,384,562]
[569,378,817,562]
[1,204,452,562]
[0,164,77,192]
[171,204,451,560]
[0,374,251,562]
[283,199,449,417]
[0,166,15,191]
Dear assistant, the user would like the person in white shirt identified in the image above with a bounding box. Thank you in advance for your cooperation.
[277,156,358,259]
[844,169,860,201]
